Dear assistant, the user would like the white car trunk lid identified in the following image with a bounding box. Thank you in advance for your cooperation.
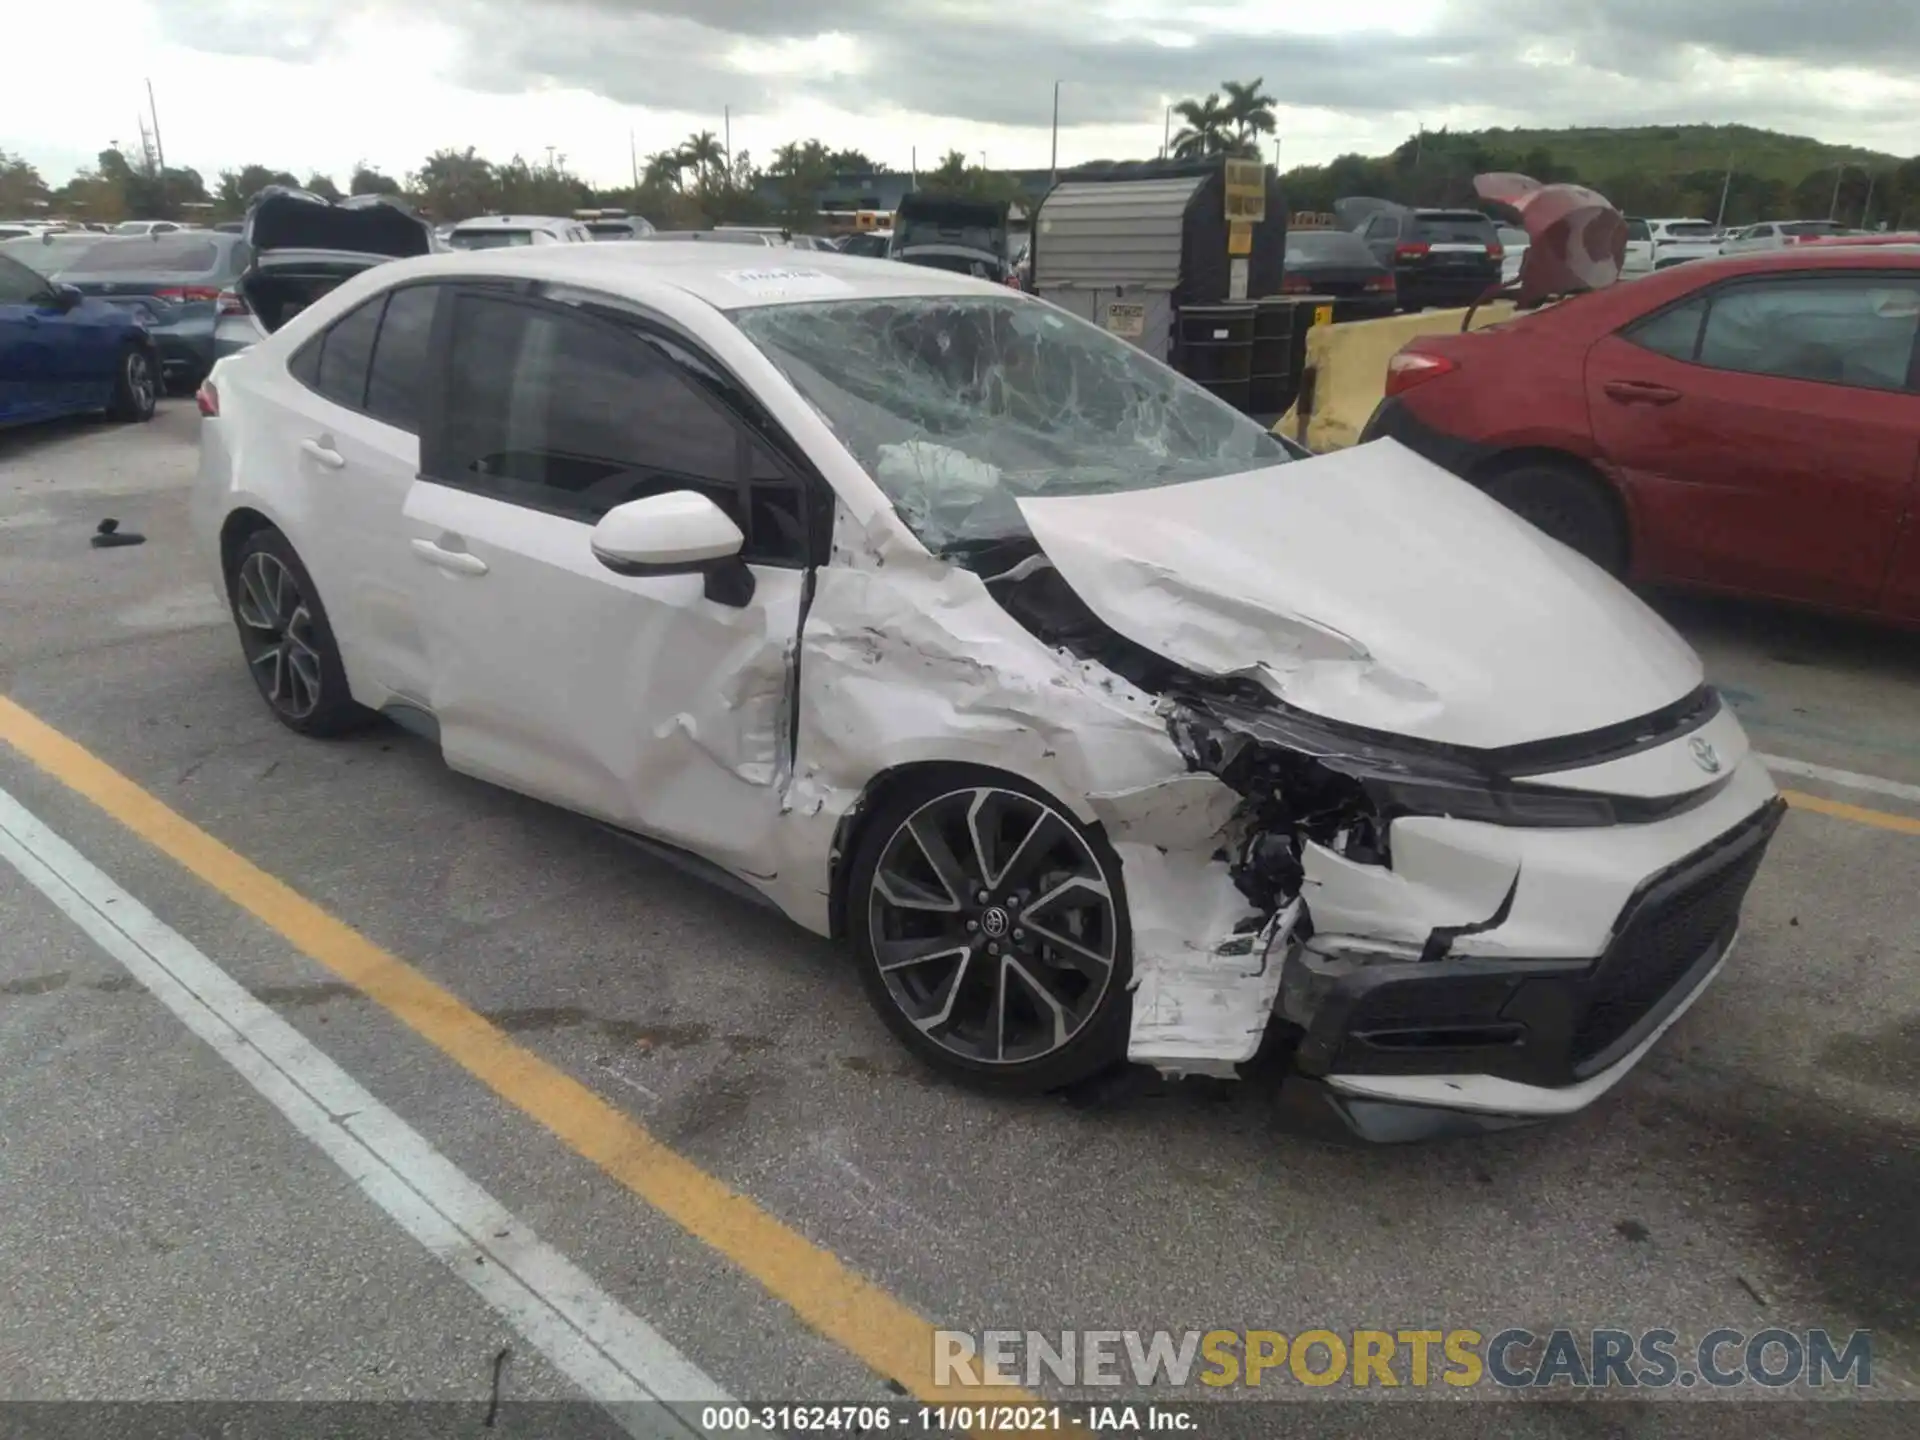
[1015,440,1702,750]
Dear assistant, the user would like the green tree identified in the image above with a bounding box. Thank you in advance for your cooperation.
[349,164,402,197]
[411,147,497,221]
[677,131,728,192]
[1170,94,1232,159]
[216,165,301,216]
[1219,78,1277,159]
[0,150,50,216]
[305,173,343,202]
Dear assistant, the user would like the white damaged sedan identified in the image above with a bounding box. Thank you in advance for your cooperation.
[191,244,1784,1140]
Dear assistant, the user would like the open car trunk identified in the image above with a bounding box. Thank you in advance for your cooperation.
[238,251,389,333]
[893,194,1009,264]
[239,185,432,333]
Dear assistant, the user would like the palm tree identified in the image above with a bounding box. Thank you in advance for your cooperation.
[678,131,727,189]
[1220,78,1277,158]
[642,150,684,191]
[1170,95,1233,160]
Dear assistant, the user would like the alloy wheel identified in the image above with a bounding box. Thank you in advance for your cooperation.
[234,551,324,720]
[126,351,155,415]
[867,787,1120,1066]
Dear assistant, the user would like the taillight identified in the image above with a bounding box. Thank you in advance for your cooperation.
[153,286,223,303]
[216,289,250,316]
[1384,350,1458,397]
[1364,274,1395,292]
[1394,241,1430,259]
[1487,243,1504,260]
[196,381,219,418]
[1281,275,1313,294]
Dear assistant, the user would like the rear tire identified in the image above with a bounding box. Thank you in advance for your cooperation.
[108,345,157,423]
[227,528,372,737]
[1480,460,1628,576]
[847,769,1134,1094]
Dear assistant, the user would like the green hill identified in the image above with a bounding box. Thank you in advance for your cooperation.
[1281,124,1917,229]
[1461,124,1900,187]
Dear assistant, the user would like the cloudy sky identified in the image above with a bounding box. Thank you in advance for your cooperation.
[11,0,1918,189]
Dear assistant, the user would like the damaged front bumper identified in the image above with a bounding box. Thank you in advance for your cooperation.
[1275,789,1783,1139]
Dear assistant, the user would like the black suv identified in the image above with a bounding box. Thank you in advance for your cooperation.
[1358,206,1503,311]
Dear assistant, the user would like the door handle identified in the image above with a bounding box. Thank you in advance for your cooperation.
[410,538,489,575]
[1603,380,1682,405]
[300,437,346,469]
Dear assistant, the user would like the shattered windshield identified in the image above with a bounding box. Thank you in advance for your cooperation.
[732,295,1290,551]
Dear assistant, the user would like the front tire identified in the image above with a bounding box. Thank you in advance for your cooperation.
[848,770,1133,1093]
[108,345,157,423]
[1480,460,1628,576]
[228,528,370,737]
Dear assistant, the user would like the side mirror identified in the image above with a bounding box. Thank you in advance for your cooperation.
[48,284,83,312]
[590,490,755,606]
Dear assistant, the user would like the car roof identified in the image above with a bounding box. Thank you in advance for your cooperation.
[353,240,1018,311]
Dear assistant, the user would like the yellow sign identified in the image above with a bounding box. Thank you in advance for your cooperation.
[1227,220,1253,257]
[1312,303,1334,327]
[1224,159,1266,222]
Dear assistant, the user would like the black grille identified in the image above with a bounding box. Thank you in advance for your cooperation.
[1347,977,1521,1033]
[1573,805,1780,1063]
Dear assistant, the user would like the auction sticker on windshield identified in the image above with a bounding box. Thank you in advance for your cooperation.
[720,267,856,299]
[1104,301,1145,338]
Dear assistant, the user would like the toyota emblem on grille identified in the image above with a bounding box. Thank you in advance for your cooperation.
[1689,737,1722,774]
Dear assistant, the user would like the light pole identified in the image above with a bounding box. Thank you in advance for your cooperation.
[1829,162,1850,221]
[1050,81,1060,188]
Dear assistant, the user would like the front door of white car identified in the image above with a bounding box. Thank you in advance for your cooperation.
[401,285,817,874]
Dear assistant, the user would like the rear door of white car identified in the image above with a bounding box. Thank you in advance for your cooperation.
[401,282,819,873]
[249,281,442,703]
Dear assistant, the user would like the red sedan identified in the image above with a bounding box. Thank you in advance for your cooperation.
[1361,246,1920,623]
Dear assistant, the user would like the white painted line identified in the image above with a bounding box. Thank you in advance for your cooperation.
[0,784,725,1437]
[1757,753,1920,807]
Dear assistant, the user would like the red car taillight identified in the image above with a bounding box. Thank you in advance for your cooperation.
[1394,241,1430,260]
[1384,350,1458,397]
[216,289,250,316]
[1364,274,1395,292]
[154,285,223,302]
[196,381,220,418]
[1486,242,1504,261]
[1281,275,1313,293]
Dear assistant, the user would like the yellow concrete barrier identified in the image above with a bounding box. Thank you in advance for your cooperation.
[1277,302,1516,452]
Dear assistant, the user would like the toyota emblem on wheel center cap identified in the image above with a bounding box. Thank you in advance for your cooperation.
[980,907,1011,938]
[1689,737,1722,774]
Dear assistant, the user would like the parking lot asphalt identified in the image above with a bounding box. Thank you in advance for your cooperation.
[1,404,1915,1429]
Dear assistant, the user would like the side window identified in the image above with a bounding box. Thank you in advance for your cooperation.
[364,284,438,432]
[1698,279,1920,390]
[312,295,384,410]
[433,293,808,562]
[0,253,49,304]
[1624,296,1708,361]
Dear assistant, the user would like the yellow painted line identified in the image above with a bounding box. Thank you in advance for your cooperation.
[0,695,1075,1435]
[1781,788,1920,837]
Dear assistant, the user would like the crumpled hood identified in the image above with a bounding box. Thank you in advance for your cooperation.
[1015,440,1703,750]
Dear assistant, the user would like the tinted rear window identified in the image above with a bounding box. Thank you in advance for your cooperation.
[1626,220,1652,242]
[1284,230,1376,264]
[1414,212,1496,243]
[1781,221,1843,237]
[1662,223,1717,239]
[448,230,537,249]
[63,236,224,274]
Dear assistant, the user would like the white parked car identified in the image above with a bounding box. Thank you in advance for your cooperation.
[190,245,1783,1139]
[1718,220,1851,255]
[444,214,595,249]
[1623,218,1722,277]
